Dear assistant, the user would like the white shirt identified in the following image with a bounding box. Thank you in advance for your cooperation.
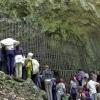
[87,80,99,95]
[15,55,24,64]
[32,59,40,74]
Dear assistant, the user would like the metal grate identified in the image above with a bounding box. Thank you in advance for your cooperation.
[0,18,94,83]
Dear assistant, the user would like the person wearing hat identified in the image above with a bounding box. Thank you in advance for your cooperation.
[25,52,33,78]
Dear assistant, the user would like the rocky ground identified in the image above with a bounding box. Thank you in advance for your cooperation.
[0,71,47,100]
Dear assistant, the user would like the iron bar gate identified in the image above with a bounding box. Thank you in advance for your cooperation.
[0,18,94,83]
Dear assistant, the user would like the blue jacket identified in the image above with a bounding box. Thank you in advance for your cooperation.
[42,68,54,79]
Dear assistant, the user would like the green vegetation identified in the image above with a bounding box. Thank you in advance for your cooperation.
[0,0,100,69]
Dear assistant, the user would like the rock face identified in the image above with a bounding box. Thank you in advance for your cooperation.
[79,0,100,17]
[0,71,47,100]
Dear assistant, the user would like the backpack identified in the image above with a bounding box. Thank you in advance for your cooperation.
[32,59,40,74]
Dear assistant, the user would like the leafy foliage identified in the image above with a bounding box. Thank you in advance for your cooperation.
[0,0,100,67]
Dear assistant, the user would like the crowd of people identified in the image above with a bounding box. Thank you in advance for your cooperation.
[0,38,40,85]
[40,69,100,100]
[40,68,100,100]
[0,38,100,100]
[69,70,100,100]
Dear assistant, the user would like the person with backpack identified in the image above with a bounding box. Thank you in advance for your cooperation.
[56,78,66,100]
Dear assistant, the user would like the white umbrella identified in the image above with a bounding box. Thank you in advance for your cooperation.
[0,38,20,46]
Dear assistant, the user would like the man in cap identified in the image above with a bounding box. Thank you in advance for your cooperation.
[25,52,33,78]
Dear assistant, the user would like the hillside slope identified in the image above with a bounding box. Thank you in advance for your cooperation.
[0,71,46,100]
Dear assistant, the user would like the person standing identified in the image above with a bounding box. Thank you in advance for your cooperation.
[42,65,54,80]
[87,76,100,100]
[25,52,33,79]
[0,38,20,76]
[42,65,54,100]
[14,45,24,79]
[6,43,15,76]
[42,65,54,90]
[45,79,53,100]
[52,78,57,100]
[70,76,78,100]
[76,69,85,86]
[31,58,40,86]
[56,78,66,100]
